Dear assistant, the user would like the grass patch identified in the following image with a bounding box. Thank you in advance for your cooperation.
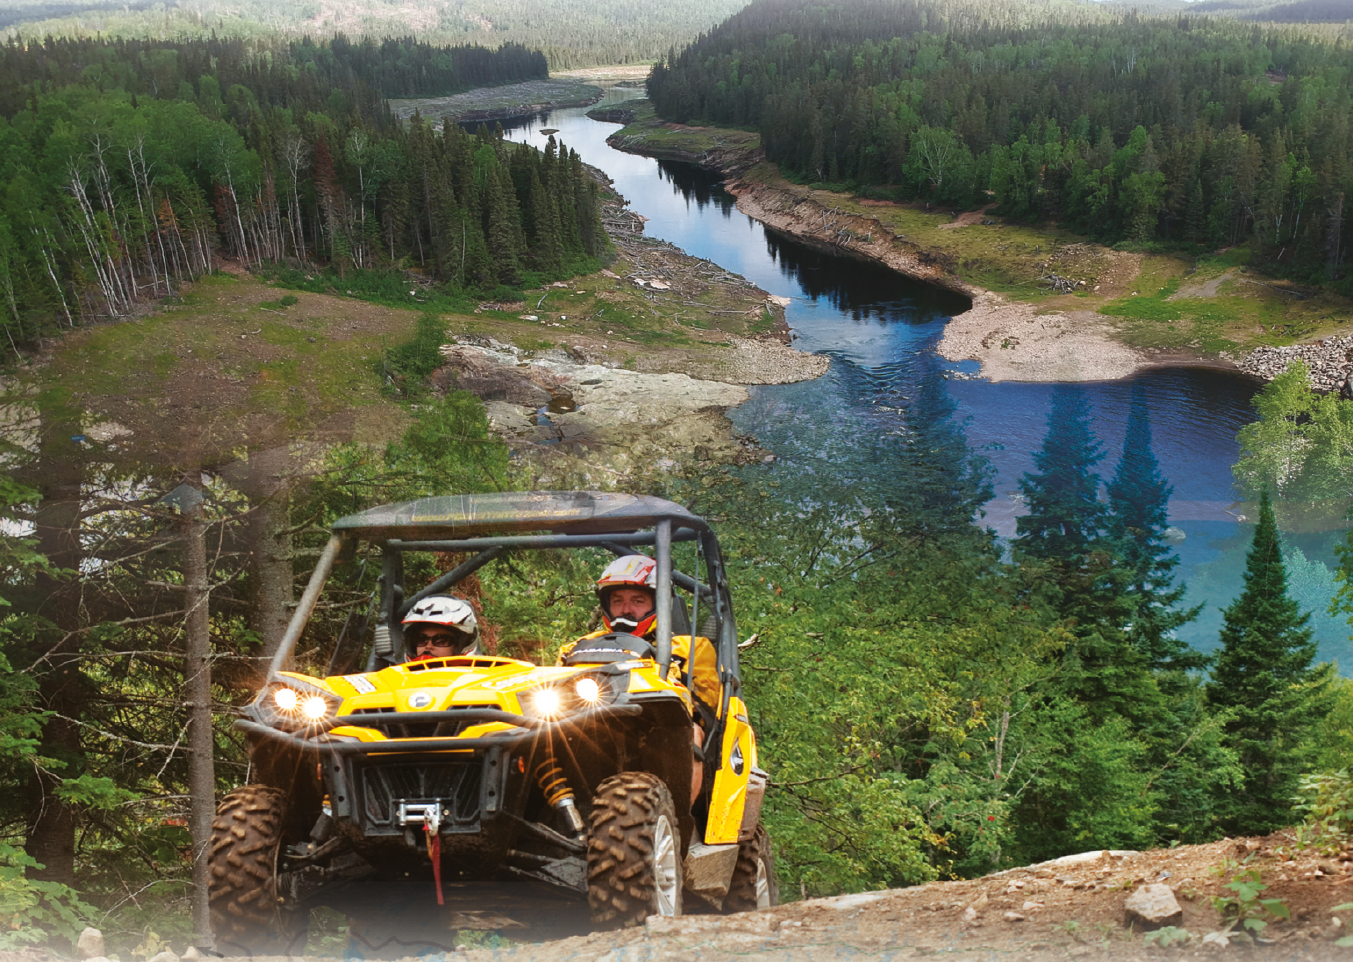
[30,272,420,459]
[261,259,608,315]
[607,101,761,158]
[1101,279,1184,322]
[514,336,555,352]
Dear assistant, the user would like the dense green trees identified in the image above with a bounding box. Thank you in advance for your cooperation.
[1234,359,1353,521]
[649,0,1353,287]
[0,36,606,352]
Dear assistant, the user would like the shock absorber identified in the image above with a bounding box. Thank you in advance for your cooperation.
[534,757,585,839]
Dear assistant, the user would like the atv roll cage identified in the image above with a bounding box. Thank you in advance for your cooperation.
[268,490,742,719]
[212,492,774,950]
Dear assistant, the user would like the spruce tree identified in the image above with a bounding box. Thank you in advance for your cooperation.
[1105,381,1203,672]
[892,356,994,538]
[1015,385,1106,564]
[1206,487,1332,833]
[1016,385,1152,722]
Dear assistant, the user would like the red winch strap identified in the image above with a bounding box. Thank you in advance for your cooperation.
[424,824,444,905]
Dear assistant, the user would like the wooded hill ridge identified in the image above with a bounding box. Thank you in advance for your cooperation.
[648,0,1353,293]
[0,34,608,353]
[0,0,751,70]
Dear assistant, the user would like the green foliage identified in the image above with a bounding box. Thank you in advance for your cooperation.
[1143,926,1192,947]
[0,844,96,948]
[382,313,448,396]
[649,0,1353,279]
[1015,386,1106,566]
[1234,361,1353,516]
[1210,866,1290,934]
[1106,382,1203,673]
[1295,769,1353,851]
[0,39,608,345]
[1333,508,1353,635]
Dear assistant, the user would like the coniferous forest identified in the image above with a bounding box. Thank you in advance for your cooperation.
[0,35,607,352]
[648,0,1353,289]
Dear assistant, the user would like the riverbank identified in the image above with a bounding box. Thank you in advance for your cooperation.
[436,175,828,485]
[603,100,1353,386]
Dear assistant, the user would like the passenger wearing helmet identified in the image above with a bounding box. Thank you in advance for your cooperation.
[402,595,479,660]
[565,555,719,808]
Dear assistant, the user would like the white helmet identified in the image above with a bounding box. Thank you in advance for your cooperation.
[596,555,658,636]
[402,595,479,655]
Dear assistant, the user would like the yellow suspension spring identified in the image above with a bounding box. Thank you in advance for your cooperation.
[534,758,574,807]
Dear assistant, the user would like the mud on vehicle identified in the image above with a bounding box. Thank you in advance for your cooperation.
[209,492,776,954]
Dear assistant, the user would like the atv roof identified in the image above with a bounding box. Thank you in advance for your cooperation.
[331,492,708,542]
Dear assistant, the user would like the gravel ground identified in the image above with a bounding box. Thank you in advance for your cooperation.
[937,293,1148,382]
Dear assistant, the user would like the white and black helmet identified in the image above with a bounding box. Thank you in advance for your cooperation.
[402,595,479,655]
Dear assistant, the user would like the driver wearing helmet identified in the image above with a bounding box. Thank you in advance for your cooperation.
[564,555,719,807]
[402,595,479,660]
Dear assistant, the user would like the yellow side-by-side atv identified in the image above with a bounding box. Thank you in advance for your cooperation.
[209,492,775,954]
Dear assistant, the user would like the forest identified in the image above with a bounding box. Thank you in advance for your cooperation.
[0,34,608,353]
[0,0,750,71]
[647,0,1353,290]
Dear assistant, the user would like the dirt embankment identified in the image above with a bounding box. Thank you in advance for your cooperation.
[725,179,975,297]
[721,182,1166,383]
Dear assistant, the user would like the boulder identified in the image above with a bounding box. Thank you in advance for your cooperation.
[1123,882,1183,929]
[77,928,105,960]
[1341,372,1353,402]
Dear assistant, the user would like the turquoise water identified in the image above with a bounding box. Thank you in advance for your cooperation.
[496,90,1350,667]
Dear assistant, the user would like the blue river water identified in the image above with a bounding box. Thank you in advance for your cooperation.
[496,89,1351,666]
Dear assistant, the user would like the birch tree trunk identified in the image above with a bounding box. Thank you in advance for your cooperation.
[181,472,217,952]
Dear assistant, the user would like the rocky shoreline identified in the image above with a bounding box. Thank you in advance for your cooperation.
[1236,335,1353,396]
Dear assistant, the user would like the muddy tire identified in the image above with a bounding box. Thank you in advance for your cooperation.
[586,772,682,928]
[208,785,306,955]
[723,823,778,913]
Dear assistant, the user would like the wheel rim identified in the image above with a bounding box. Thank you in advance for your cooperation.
[653,813,678,916]
[754,858,770,909]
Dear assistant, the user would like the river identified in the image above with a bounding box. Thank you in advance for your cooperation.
[497,88,1350,666]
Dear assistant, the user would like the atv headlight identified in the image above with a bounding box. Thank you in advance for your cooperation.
[521,672,623,719]
[255,679,341,732]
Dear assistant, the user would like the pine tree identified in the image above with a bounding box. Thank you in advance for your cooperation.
[892,355,994,538]
[1105,381,1203,672]
[1015,385,1106,565]
[1206,487,1332,834]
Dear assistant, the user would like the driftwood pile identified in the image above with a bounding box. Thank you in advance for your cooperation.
[1041,271,1082,294]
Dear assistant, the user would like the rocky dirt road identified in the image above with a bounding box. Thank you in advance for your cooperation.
[17,831,1353,962]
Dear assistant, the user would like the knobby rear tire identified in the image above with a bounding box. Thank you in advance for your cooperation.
[723,823,779,913]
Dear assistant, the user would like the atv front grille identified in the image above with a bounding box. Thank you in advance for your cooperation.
[357,760,482,834]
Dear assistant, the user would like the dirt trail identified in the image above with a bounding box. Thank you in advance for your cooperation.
[14,831,1349,962]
